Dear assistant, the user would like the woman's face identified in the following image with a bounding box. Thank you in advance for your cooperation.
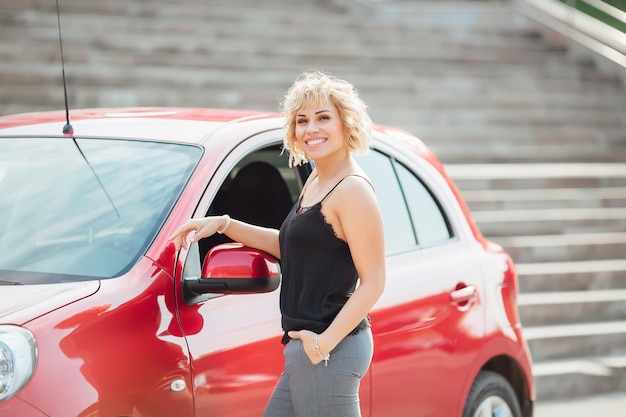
[294,98,346,162]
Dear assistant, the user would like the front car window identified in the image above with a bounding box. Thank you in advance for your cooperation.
[0,137,201,283]
[196,144,299,262]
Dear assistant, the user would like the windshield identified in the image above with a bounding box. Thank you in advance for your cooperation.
[0,137,202,283]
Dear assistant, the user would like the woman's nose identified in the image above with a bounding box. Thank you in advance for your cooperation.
[306,120,319,132]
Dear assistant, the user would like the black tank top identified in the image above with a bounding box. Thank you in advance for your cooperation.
[278,175,370,344]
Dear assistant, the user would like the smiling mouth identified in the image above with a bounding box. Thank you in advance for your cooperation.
[306,138,326,146]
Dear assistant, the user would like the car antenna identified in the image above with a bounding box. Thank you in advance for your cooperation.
[56,0,73,135]
[54,0,119,218]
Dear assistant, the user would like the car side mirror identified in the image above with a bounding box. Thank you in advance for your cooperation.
[183,243,281,304]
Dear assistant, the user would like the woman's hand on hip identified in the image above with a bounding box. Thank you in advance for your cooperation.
[288,329,331,366]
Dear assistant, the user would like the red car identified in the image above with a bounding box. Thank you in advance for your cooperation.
[0,108,534,417]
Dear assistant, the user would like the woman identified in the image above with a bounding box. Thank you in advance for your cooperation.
[169,70,385,417]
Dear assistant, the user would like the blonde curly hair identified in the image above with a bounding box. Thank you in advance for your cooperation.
[281,70,372,167]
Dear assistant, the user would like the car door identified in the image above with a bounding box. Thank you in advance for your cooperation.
[173,132,288,416]
[355,145,486,417]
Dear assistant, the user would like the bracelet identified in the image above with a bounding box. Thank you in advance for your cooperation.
[217,214,231,234]
[315,335,330,366]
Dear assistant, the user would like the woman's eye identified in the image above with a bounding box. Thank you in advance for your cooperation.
[297,119,307,124]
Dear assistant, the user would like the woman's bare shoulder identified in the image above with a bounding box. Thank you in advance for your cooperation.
[331,174,377,212]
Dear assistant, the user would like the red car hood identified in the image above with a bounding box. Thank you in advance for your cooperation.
[0,281,100,325]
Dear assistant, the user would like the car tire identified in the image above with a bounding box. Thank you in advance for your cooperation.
[462,370,522,417]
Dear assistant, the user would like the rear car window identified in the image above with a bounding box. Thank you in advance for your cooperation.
[394,161,453,247]
[355,149,453,254]
[355,150,416,254]
[0,137,201,283]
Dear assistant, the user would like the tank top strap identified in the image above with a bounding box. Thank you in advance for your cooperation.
[320,174,373,203]
[298,174,317,202]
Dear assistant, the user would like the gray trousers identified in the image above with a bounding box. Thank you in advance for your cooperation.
[262,328,373,417]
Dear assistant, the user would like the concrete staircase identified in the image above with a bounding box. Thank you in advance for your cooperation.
[1,0,626,402]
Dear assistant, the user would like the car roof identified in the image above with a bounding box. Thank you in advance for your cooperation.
[0,106,439,165]
[0,106,439,166]
[0,107,282,144]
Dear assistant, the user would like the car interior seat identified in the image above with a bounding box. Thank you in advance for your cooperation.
[199,161,294,260]
[226,161,294,229]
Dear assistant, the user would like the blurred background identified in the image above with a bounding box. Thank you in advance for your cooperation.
[1,0,625,412]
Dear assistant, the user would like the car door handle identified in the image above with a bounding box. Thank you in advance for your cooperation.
[450,285,477,306]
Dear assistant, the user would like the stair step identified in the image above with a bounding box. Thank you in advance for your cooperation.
[6,34,572,68]
[0,50,607,82]
[377,108,626,129]
[446,163,626,186]
[498,232,626,247]
[365,89,626,110]
[447,163,626,180]
[519,289,626,326]
[533,355,626,400]
[436,150,626,164]
[344,0,547,32]
[496,232,626,262]
[4,0,351,21]
[474,207,626,221]
[524,320,626,361]
[461,187,626,210]
[473,207,626,236]
[518,259,626,277]
[425,128,626,147]
[518,260,626,293]
[7,0,527,32]
[0,9,567,51]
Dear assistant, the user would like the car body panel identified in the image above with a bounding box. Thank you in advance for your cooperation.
[16,258,193,417]
[0,281,99,325]
[370,243,485,416]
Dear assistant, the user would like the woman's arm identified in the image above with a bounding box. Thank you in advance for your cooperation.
[289,176,385,361]
[169,215,281,259]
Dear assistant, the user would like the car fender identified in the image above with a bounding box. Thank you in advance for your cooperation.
[455,331,534,416]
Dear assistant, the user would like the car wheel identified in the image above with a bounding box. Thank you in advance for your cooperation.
[462,370,522,417]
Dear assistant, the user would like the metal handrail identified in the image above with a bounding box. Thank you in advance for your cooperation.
[516,0,626,68]
[584,0,626,23]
